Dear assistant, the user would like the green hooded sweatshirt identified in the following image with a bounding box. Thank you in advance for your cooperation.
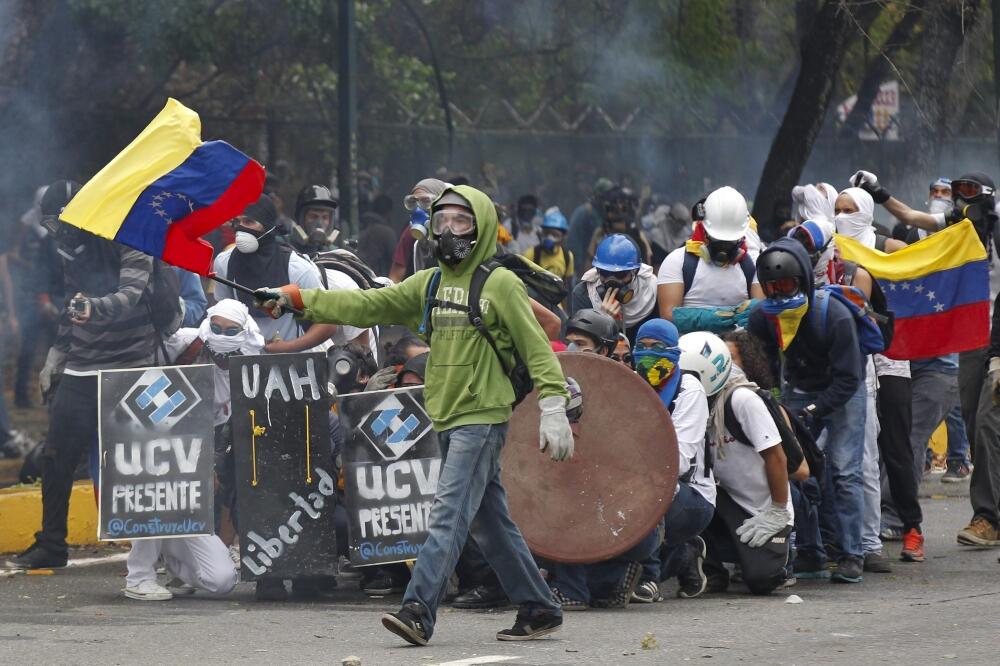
[298,184,568,431]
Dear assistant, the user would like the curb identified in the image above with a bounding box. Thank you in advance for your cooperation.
[0,481,98,553]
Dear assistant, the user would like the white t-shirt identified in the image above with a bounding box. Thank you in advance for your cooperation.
[673,373,716,506]
[323,268,379,358]
[658,247,759,308]
[213,249,325,343]
[708,387,794,522]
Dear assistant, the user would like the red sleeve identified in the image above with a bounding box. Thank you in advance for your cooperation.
[392,227,414,268]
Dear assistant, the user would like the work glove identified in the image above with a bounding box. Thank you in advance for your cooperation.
[253,284,304,319]
[945,203,983,226]
[39,347,67,397]
[364,366,398,392]
[849,170,891,204]
[735,502,792,548]
[990,357,1000,407]
[539,395,574,461]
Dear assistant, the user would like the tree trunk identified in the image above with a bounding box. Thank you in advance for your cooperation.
[751,0,882,239]
[839,2,924,138]
[0,0,53,112]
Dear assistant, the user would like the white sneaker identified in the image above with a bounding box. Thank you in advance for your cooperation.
[166,577,197,595]
[123,580,173,601]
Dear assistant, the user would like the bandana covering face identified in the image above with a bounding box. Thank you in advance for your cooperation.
[791,184,834,224]
[198,299,266,355]
[634,318,683,407]
[835,187,877,248]
[761,294,809,351]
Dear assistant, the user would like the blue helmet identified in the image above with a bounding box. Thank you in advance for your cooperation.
[592,234,641,272]
[542,208,569,232]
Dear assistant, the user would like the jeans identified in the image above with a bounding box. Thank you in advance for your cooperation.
[909,369,958,479]
[944,404,972,466]
[403,423,557,638]
[785,381,867,560]
[791,479,824,563]
[551,523,662,604]
[36,374,100,556]
[658,482,715,581]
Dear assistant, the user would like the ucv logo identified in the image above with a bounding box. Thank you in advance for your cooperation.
[359,392,433,461]
[121,368,201,431]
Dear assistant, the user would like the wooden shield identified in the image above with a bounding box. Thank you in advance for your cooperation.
[502,352,678,564]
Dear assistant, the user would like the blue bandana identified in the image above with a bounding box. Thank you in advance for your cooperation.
[634,318,683,408]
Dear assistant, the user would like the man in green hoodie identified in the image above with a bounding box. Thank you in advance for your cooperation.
[254,185,572,645]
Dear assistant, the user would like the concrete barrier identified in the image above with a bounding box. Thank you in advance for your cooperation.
[0,481,98,553]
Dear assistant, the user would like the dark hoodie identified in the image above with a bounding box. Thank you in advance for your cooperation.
[748,238,863,417]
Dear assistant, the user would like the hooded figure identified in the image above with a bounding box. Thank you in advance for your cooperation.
[634,318,683,407]
[835,187,877,248]
[228,195,288,308]
[791,184,834,225]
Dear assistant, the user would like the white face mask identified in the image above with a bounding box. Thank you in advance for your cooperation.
[834,211,872,237]
[235,230,260,253]
[929,198,954,215]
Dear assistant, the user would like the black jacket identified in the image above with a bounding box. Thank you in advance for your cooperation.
[749,238,864,417]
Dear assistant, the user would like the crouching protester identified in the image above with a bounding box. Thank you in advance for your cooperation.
[254,185,572,645]
[697,333,795,595]
[123,299,264,600]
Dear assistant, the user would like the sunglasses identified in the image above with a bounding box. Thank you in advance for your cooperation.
[633,341,677,354]
[210,323,242,337]
[763,277,801,299]
[952,180,995,200]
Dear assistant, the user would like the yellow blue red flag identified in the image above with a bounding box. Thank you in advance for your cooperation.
[835,220,989,360]
[60,98,264,276]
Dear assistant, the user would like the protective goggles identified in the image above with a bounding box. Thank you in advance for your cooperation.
[210,323,243,337]
[951,179,995,200]
[431,210,475,236]
[403,193,434,211]
[763,277,802,299]
[633,341,678,354]
[597,269,635,283]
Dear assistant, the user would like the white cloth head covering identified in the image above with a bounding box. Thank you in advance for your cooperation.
[836,187,877,248]
[791,184,834,225]
[817,182,839,211]
[198,299,265,355]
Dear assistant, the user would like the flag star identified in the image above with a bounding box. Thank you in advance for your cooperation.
[152,194,164,203]
[887,283,896,291]
[914,284,924,293]
[934,302,945,312]
[926,291,936,301]
[161,192,173,199]
[901,282,910,290]
[154,209,170,219]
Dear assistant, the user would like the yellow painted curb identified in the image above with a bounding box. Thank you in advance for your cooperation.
[0,481,99,553]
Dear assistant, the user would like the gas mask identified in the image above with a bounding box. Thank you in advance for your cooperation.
[540,232,562,252]
[435,229,477,266]
[235,226,276,254]
[596,272,636,304]
[703,238,743,266]
[328,345,376,394]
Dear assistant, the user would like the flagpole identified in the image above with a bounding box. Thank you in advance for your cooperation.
[208,273,304,317]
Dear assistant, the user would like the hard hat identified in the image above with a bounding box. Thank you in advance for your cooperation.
[592,234,641,272]
[678,331,732,396]
[702,186,749,241]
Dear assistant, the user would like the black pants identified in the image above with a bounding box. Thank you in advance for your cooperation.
[36,374,98,556]
[969,378,1000,525]
[702,489,791,595]
[959,347,987,454]
[876,375,922,531]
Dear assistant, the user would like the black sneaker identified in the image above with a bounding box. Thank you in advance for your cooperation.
[451,584,510,609]
[942,462,971,483]
[676,537,708,599]
[703,561,730,593]
[863,551,893,573]
[5,543,67,569]
[631,579,661,603]
[591,561,643,608]
[496,609,562,641]
[793,552,830,579]
[254,578,288,601]
[831,557,863,584]
[382,602,429,646]
[362,574,407,597]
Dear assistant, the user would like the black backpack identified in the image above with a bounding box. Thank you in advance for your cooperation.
[842,260,895,352]
[146,260,183,337]
[498,251,569,307]
[722,385,825,482]
[313,248,384,291]
[420,257,535,407]
[682,251,756,296]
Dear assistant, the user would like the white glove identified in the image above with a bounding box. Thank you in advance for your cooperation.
[735,502,791,548]
[849,170,878,188]
[365,366,398,392]
[538,395,574,461]
[40,347,67,396]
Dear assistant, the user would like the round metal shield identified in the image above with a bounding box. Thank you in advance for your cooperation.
[502,352,678,564]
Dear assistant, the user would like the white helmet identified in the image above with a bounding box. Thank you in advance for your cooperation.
[702,186,749,241]
[678,331,732,396]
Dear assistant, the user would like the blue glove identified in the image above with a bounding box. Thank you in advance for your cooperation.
[671,306,737,335]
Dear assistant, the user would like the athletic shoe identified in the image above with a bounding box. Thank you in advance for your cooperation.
[165,577,196,595]
[863,551,893,573]
[831,557,863,584]
[782,574,797,589]
[496,609,562,641]
[677,537,708,599]
[382,602,429,646]
[942,462,971,483]
[631,579,662,603]
[123,580,173,601]
[592,561,643,608]
[362,574,407,597]
[793,553,830,579]
[451,584,510,609]
[879,526,903,541]
[900,529,925,562]
[704,564,730,593]
[254,578,288,602]
[957,517,1000,547]
[551,586,589,611]
[5,543,67,570]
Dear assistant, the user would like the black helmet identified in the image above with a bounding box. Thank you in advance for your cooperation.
[566,308,619,355]
[40,180,81,217]
[757,248,805,298]
[596,185,638,229]
[952,172,996,205]
[295,184,339,221]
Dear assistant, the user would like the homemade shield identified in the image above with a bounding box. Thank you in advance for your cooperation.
[503,352,677,564]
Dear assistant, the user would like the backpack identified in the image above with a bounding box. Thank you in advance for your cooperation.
[722,386,826,482]
[682,251,756,297]
[498,251,569,306]
[842,260,895,351]
[312,249,384,291]
[419,257,535,407]
[532,245,574,282]
[812,286,889,356]
[146,261,183,337]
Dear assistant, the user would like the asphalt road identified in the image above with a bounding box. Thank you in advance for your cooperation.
[2,488,999,666]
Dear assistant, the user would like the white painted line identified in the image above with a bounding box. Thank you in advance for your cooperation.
[428,657,521,666]
[0,551,128,576]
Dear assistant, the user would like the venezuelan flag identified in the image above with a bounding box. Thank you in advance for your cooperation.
[60,98,264,276]
[835,220,989,360]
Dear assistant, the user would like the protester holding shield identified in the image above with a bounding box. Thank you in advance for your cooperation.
[255,184,572,645]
